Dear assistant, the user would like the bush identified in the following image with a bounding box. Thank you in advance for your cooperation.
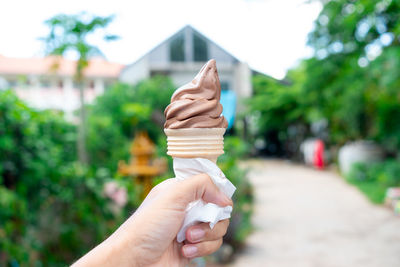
[87,77,174,172]
[302,0,400,151]
[248,69,309,157]
[347,160,400,203]
[219,137,253,249]
[0,90,138,266]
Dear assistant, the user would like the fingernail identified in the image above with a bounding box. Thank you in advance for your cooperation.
[183,245,198,258]
[190,228,205,241]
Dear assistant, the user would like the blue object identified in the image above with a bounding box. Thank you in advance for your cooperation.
[220,90,236,130]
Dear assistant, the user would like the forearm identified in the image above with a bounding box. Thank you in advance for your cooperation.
[71,227,138,267]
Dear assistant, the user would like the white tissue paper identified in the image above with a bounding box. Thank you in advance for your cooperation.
[173,157,236,243]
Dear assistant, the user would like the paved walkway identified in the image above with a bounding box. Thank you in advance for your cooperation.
[229,159,400,267]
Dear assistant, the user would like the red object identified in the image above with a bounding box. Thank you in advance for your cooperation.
[313,139,325,169]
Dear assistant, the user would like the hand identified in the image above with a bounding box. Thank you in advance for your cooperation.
[72,173,233,267]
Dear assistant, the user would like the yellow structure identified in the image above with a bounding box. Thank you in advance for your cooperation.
[118,132,166,199]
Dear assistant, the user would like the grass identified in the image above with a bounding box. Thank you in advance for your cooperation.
[346,179,387,204]
[345,160,400,204]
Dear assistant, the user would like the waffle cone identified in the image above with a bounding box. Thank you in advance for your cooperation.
[164,128,226,163]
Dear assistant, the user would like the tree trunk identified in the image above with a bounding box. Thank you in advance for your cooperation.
[77,81,88,164]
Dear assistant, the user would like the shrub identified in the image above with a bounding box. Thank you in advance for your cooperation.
[0,90,138,266]
[219,136,253,249]
[87,77,174,172]
[347,160,400,203]
[248,69,309,157]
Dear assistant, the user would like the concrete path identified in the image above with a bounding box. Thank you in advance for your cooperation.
[229,159,400,267]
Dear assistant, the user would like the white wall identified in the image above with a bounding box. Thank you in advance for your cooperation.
[148,41,170,64]
[169,69,234,89]
[119,56,150,85]
[234,62,252,98]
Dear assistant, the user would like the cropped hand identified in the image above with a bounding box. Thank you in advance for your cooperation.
[72,173,232,267]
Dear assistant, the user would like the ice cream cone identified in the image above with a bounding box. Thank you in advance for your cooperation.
[164,128,225,163]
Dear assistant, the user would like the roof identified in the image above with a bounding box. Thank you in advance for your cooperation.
[122,25,239,72]
[0,55,124,78]
[160,25,239,62]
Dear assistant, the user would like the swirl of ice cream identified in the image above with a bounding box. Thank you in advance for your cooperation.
[164,59,228,129]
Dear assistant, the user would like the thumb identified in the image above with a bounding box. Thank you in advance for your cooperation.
[171,173,233,208]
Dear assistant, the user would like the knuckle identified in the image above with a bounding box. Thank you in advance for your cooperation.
[218,220,230,236]
[198,173,211,182]
[214,238,223,252]
[204,243,214,255]
[208,239,223,255]
[222,219,230,228]
[221,223,229,236]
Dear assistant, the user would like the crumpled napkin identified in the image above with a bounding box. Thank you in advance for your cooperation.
[173,158,236,243]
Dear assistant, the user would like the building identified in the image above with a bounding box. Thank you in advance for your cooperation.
[0,26,252,127]
[0,55,124,117]
[120,25,252,127]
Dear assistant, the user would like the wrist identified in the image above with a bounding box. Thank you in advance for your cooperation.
[72,221,140,267]
[106,216,144,266]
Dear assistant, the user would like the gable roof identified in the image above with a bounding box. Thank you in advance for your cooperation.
[123,25,240,70]
[167,25,240,62]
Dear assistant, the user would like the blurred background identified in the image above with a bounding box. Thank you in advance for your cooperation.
[1,0,400,266]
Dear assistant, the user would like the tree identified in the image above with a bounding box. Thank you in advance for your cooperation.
[41,13,119,164]
[248,69,308,156]
[303,0,400,149]
[86,77,175,172]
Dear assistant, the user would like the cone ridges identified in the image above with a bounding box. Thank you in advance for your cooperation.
[164,128,225,160]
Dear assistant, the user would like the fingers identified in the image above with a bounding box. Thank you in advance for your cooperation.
[171,173,233,208]
[182,239,223,258]
[182,220,229,258]
[186,220,229,243]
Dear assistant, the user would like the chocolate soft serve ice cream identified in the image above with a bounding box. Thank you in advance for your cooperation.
[164,59,228,129]
[164,59,228,161]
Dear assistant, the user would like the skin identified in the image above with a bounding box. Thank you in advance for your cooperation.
[72,173,233,267]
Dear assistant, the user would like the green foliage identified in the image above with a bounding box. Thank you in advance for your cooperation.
[41,12,118,77]
[309,0,400,59]
[87,76,175,172]
[249,69,306,134]
[249,0,400,155]
[219,137,253,248]
[0,90,76,196]
[303,0,400,149]
[248,69,309,156]
[347,160,400,203]
[0,90,137,266]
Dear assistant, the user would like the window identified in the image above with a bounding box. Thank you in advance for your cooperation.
[220,81,230,91]
[104,81,113,90]
[8,80,17,88]
[40,79,51,88]
[150,70,170,77]
[170,33,185,62]
[89,80,95,89]
[193,33,208,61]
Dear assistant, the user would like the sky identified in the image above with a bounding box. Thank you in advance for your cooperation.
[0,0,322,79]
